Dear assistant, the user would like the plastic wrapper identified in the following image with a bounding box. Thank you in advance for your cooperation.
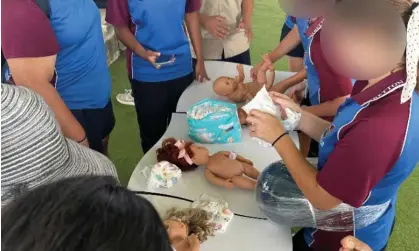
[192,193,234,233]
[256,161,390,231]
[242,87,301,147]
[187,99,242,144]
[142,161,182,189]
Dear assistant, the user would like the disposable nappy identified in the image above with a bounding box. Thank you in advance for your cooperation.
[242,87,301,147]
[187,99,242,144]
[191,193,234,233]
[142,161,182,189]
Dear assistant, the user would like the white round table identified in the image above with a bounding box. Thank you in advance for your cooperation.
[128,61,297,251]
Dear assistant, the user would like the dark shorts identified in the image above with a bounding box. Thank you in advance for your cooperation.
[192,49,251,68]
[71,100,115,154]
[280,24,304,58]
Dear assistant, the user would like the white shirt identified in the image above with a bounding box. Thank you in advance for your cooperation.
[190,0,249,60]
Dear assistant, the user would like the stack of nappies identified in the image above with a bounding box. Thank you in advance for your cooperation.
[143,161,182,189]
[242,87,301,147]
[187,99,242,144]
[192,193,234,233]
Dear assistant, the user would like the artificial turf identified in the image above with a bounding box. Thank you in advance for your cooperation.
[107,1,418,249]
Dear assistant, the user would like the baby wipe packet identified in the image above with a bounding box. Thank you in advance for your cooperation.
[142,161,182,189]
[191,193,234,234]
[242,87,301,147]
[187,99,242,144]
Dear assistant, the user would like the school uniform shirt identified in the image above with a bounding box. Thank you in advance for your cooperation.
[284,15,294,28]
[106,0,200,82]
[303,70,419,251]
[1,0,112,110]
[195,0,249,60]
[305,17,353,117]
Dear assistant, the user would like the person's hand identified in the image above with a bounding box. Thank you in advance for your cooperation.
[270,91,303,115]
[237,19,253,43]
[203,15,229,39]
[195,59,210,82]
[242,158,254,166]
[187,234,201,249]
[339,236,372,251]
[250,62,263,82]
[139,49,161,69]
[246,110,285,144]
[224,179,235,189]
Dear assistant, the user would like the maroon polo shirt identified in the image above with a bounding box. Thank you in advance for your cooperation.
[317,70,410,208]
[310,70,410,250]
[306,18,353,103]
[105,0,201,78]
[1,0,59,60]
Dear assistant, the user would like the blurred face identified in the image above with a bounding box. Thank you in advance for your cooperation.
[279,0,336,18]
[190,144,210,166]
[213,77,238,96]
[321,0,406,80]
[164,220,188,242]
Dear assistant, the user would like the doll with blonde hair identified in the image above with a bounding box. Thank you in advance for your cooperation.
[164,207,214,251]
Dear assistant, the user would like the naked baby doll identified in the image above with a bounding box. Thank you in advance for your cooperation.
[164,207,214,251]
[213,54,275,103]
[156,138,260,189]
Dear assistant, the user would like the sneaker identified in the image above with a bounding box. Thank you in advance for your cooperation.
[116,89,135,106]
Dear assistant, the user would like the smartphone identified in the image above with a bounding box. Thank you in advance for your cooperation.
[155,54,175,67]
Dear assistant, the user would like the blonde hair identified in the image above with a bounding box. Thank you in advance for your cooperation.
[164,208,214,242]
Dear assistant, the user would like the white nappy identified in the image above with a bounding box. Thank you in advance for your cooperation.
[191,193,234,233]
[142,161,182,189]
[242,87,301,146]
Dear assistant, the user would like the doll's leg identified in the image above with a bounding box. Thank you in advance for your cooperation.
[231,175,257,189]
[242,163,260,179]
[266,68,275,90]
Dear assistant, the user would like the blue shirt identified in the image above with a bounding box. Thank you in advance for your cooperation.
[128,0,192,82]
[284,15,294,29]
[50,0,111,109]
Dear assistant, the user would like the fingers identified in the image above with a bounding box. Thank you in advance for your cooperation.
[341,236,372,251]
[216,26,229,38]
[215,15,227,22]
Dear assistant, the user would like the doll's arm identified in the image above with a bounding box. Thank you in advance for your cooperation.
[204,168,233,188]
[236,64,245,83]
[265,68,275,90]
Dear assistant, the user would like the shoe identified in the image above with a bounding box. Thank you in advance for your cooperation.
[116,89,135,106]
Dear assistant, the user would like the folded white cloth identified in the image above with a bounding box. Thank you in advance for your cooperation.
[191,193,234,233]
[143,161,182,189]
[242,87,301,146]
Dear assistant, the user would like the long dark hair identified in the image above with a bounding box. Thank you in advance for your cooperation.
[1,176,172,251]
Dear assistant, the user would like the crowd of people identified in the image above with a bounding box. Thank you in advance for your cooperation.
[1,0,419,250]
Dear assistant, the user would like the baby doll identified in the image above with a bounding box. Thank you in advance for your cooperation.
[213,54,275,103]
[156,138,260,189]
[164,207,214,251]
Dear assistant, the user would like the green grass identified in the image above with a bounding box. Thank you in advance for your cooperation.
[108,0,418,249]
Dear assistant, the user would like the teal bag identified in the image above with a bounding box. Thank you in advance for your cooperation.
[187,99,242,144]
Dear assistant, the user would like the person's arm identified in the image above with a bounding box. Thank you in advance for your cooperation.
[302,95,349,118]
[185,12,204,62]
[2,0,86,144]
[268,26,301,63]
[106,0,159,63]
[242,0,253,42]
[271,69,307,93]
[7,57,87,144]
[298,111,331,142]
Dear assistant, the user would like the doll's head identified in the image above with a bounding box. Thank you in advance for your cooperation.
[156,138,210,171]
[164,207,214,243]
[213,77,238,96]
